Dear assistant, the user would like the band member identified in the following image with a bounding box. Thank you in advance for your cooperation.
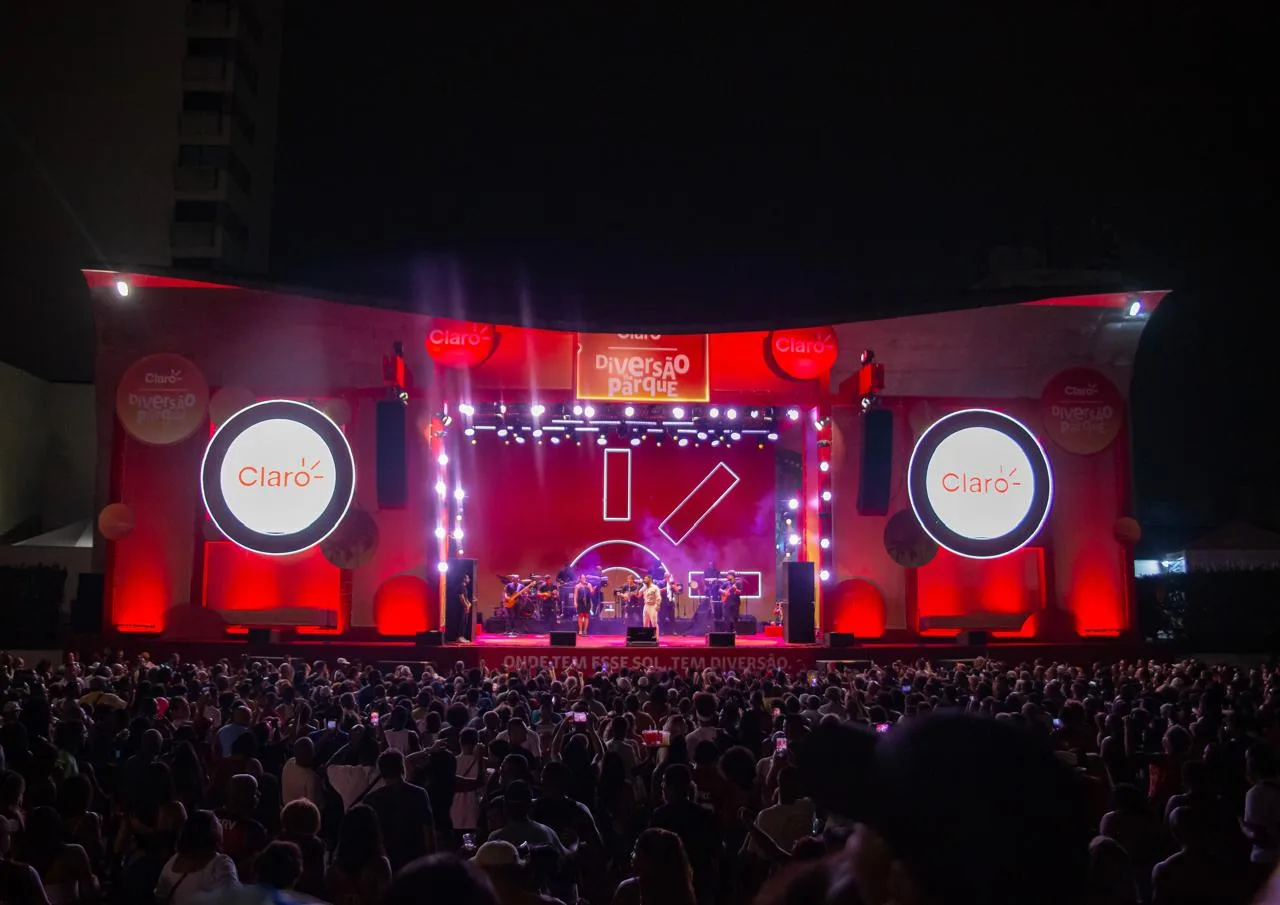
[641,574,663,637]
[574,576,593,636]
[458,573,475,642]
[659,572,681,630]
[721,570,744,630]
[537,576,559,624]
[619,577,642,625]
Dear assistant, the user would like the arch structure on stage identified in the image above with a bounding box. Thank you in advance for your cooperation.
[84,267,1166,651]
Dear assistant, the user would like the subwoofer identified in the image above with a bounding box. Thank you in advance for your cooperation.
[785,561,816,644]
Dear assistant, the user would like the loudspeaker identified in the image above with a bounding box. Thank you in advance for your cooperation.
[550,631,577,647]
[856,408,893,516]
[417,630,443,647]
[444,558,477,641]
[375,399,408,509]
[71,573,105,633]
[785,561,816,644]
[626,626,657,646]
[734,617,758,636]
[962,630,989,647]
[708,632,736,647]
[247,628,270,649]
[827,632,856,648]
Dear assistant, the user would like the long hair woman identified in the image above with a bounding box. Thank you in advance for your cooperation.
[612,828,697,905]
[19,805,98,905]
[324,804,392,905]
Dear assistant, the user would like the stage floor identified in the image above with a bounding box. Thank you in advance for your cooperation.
[469,633,790,651]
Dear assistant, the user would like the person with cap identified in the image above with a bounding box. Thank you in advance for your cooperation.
[474,840,565,905]
[488,781,569,855]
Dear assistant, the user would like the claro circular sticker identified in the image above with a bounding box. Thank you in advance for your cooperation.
[767,326,839,380]
[1040,368,1125,455]
[201,400,355,555]
[907,409,1053,560]
[115,353,209,445]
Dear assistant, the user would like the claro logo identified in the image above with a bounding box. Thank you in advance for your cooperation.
[237,458,326,488]
[941,466,1022,495]
[145,369,184,384]
[772,332,835,355]
[1063,383,1099,397]
[428,325,491,346]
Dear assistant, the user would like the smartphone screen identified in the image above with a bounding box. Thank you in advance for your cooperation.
[370,712,380,727]
[875,722,890,734]
[772,707,781,717]
[1052,718,1063,729]
[326,719,337,730]
[572,711,588,723]
[901,684,912,694]
[775,737,788,754]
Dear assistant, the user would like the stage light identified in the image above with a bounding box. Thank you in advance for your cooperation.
[860,349,875,366]
[819,460,830,473]
[550,435,561,444]
[464,427,476,437]
[434,480,446,496]
[453,528,464,541]
[573,404,584,416]
[678,438,689,447]
[437,452,449,466]
[497,427,509,437]
[113,279,131,298]
[787,408,801,421]
[709,407,720,418]
[531,403,546,417]
[434,526,446,540]
[726,408,738,420]
[861,395,875,412]
[787,498,800,511]
[696,431,708,441]
[819,569,830,581]
[730,431,741,441]
[822,489,832,502]
[515,435,526,444]
[820,537,831,549]
[532,428,543,438]
[499,403,507,414]
[788,533,801,546]
[583,405,596,418]
[454,487,465,501]
[597,436,607,446]
[1126,298,1143,317]
[672,406,685,419]
[711,438,721,447]
[785,518,792,525]
[437,561,450,573]
[458,403,475,416]
[767,432,778,441]
[624,405,635,417]
[398,389,410,404]
[630,437,641,446]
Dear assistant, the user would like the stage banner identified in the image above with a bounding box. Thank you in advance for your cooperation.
[575,333,710,403]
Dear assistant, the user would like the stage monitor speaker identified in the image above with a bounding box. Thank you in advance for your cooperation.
[375,399,408,509]
[550,631,577,647]
[856,408,893,516]
[71,573,105,634]
[734,617,758,636]
[785,561,816,644]
[708,632,736,648]
[827,632,856,648]
[626,626,657,647]
[417,630,443,647]
[247,628,271,649]
[444,558,477,641]
[962,630,990,647]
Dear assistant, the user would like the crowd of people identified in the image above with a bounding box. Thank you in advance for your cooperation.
[2,648,1280,905]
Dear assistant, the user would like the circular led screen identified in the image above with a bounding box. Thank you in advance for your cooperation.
[907,409,1052,559]
[201,400,355,555]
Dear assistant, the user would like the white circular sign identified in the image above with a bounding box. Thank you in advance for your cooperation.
[219,418,338,536]
[924,426,1034,541]
[201,400,356,556]
[908,409,1053,559]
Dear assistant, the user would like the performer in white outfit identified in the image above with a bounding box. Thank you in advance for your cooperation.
[641,574,663,637]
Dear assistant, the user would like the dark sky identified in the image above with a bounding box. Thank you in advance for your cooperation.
[257,7,1271,532]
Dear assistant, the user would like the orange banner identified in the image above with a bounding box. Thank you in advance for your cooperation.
[575,333,709,402]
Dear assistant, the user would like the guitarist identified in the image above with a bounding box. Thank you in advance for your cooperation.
[720,570,744,631]
[457,573,475,642]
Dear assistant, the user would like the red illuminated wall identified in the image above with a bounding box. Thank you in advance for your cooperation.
[458,439,779,616]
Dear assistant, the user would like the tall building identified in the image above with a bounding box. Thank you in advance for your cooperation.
[0,0,282,539]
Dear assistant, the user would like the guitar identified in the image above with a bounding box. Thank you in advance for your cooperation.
[459,590,475,613]
[503,578,537,609]
[720,581,739,603]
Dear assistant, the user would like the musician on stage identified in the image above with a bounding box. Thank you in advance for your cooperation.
[574,575,593,636]
[659,571,681,631]
[721,570,744,630]
[457,573,475,642]
[641,574,663,637]
[537,576,559,625]
[619,577,642,625]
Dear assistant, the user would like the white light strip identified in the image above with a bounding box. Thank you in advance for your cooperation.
[658,461,741,546]
[603,448,633,522]
[686,569,764,600]
[569,539,670,582]
[474,424,497,430]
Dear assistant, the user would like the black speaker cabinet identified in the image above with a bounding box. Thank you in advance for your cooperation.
[71,572,105,634]
[856,408,893,516]
[734,617,758,636]
[962,630,990,647]
[708,632,736,648]
[375,399,408,509]
[785,561,816,644]
[827,632,856,648]
[550,631,577,647]
[247,628,271,649]
[417,630,444,647]
[626,626,657,647]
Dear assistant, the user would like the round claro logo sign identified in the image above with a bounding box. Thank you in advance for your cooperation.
[201,400,355,556]
[907,409,1053,560]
